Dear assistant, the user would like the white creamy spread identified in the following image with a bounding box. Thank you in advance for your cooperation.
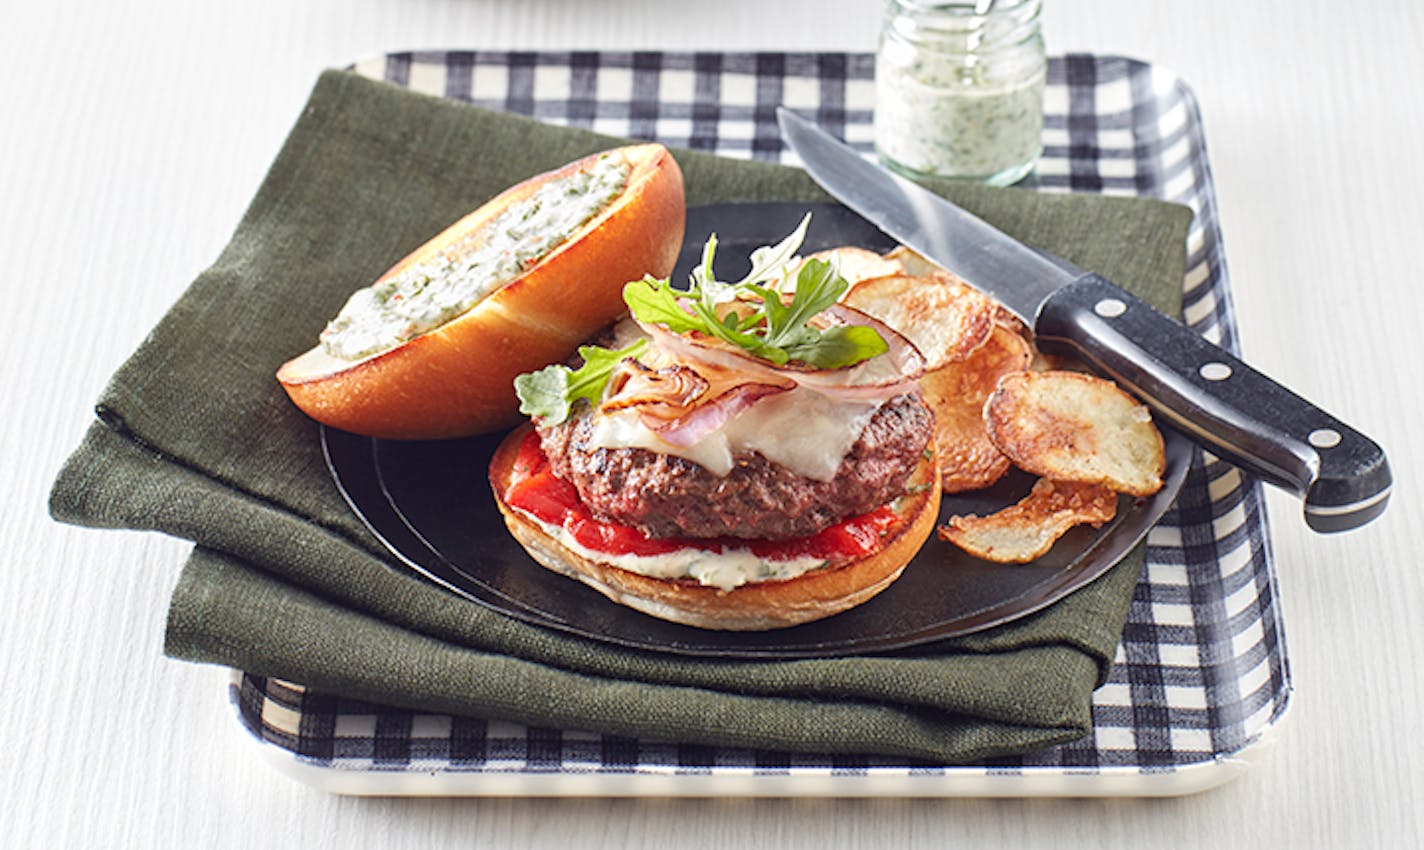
[320,153,632,361]
[522,509,829,591]
[875,31,1045,182]
[587,386,882,482]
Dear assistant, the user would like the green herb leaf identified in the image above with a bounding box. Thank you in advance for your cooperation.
[512,364,570,422]
[691,232,733,304]
[737,212,811,289]
[621,214,889,370]
[621,277,703,334]
[514,338,649,424]
[761,258,846,348]
[783,324,888,369]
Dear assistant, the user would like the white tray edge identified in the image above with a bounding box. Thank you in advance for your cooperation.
[230,695,1283,799]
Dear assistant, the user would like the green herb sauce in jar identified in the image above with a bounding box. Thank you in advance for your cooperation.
[320,153,632,361]
[875,0,1045,186]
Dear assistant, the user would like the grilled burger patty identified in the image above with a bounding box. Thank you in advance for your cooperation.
[536,393,934,540]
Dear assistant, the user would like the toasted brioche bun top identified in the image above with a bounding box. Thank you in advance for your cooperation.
[277,143,685,440]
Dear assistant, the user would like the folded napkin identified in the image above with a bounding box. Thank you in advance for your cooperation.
[50,70,1190,763]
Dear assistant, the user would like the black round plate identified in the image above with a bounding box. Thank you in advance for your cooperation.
[323,202,1190,659]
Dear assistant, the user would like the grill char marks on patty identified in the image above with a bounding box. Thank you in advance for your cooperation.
[536,393,934,541]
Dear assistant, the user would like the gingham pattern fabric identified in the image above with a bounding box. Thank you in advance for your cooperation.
[232,52,1288,777]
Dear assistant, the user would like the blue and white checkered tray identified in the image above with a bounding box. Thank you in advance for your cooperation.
[230,51,1289,797]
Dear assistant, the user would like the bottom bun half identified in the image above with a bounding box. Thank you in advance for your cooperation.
[489,425,942,631]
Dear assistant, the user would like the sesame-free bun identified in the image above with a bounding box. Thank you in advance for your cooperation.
[277,144,685,440]
[488,424,942,631]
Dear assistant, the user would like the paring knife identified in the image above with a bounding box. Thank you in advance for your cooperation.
[777,107,1390,533]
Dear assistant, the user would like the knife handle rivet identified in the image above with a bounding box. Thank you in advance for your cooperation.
[1309,428,1342,449]
[1094,298,1127,318]
[1199,361,1233,382]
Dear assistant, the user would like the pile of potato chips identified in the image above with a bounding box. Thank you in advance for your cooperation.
[821,245,1167,564]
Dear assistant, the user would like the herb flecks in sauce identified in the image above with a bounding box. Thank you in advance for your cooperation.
[874,1,1046,184]
[320,153,632,361]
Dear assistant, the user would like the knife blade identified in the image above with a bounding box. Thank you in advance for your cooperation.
[778,107,1390,533]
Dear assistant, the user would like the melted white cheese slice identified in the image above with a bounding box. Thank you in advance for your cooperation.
[586,386,880,481]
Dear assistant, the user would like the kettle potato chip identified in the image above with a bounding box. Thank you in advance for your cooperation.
[922,324,1033,492]
[939,478,1118,563]
[842,273,997,369]
[984,370,1166,496]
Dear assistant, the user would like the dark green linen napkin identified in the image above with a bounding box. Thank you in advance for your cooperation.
[50,70,1190,763]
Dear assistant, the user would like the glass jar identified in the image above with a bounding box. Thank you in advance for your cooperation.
[874,0,1046,185]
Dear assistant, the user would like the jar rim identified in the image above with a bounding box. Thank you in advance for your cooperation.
[892,0,1042,15]
[883,0,1043,54]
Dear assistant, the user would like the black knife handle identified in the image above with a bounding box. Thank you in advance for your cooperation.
[1035,274,1391,533]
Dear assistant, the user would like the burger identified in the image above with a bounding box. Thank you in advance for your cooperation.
[489,216,941,630]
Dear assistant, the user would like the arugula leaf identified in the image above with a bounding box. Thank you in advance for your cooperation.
[624,276,771,356]
[784,324,888,369]
[690,232,734,305]
[621,277,703,334]
[512,364,569,422]
[622,216,888,370]
[737,212,812,290]
[514,338,648,423]
[761,258,845,349]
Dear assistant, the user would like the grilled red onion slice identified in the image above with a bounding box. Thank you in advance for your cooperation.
[631,302,925,403]
[599,354,796,448]
[601,360,709,413]
[645,382,791,447]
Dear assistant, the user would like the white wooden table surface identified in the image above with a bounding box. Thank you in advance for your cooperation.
[4,1,1420,846]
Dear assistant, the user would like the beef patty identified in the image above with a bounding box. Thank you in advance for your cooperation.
[536,393,933,540]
